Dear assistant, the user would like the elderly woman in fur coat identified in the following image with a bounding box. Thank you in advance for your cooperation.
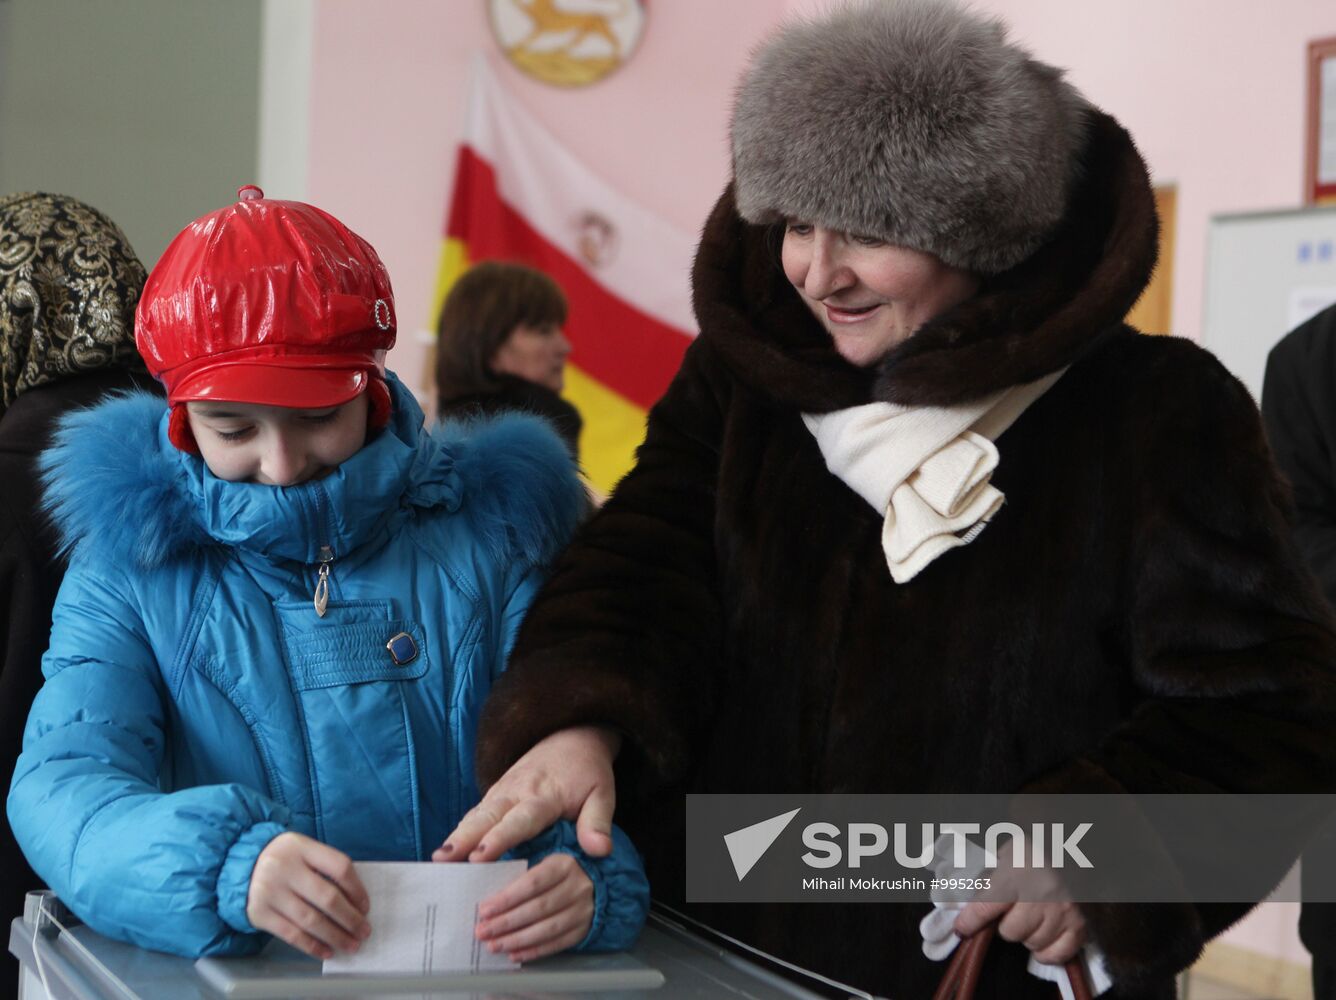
[436,2,1336,996]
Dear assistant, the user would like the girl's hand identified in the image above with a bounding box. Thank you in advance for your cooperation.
[474,853,595,962]
[245,832,371,960]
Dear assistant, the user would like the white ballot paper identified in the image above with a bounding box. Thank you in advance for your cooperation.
[323,860,527,975]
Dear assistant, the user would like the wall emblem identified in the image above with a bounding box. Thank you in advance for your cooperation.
[488,0,647,88]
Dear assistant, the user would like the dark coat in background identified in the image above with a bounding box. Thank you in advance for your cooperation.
[0,192,153,997]
[1262,302,1336,995]
[0,369,159,964]
[438,375,583,460]
[476,111,1336,1000]
[1264,303,1336,609]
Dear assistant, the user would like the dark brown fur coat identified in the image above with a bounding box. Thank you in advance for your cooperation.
[477,111,1336,998]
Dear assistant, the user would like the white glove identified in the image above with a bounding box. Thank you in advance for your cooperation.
[1027,946,1114,1000]
[917,834,1114,997]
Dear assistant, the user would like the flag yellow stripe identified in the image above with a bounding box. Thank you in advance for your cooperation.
[564,364,647,494]
[433,237,472,323]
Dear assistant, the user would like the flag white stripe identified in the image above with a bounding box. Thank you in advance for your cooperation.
[462,56,698,336]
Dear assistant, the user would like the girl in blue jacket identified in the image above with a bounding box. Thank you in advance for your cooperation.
[7,187,648,962]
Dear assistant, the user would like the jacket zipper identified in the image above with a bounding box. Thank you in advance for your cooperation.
[313,545,334,617]
[311,485,335,618]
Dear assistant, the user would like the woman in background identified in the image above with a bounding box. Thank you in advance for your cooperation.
[435,261,581,459]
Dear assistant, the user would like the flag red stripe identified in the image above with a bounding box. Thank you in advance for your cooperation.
[446,146,691,411]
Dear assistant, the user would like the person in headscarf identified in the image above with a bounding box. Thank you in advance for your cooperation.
[0,192,158,974]
[435,2,1336,997]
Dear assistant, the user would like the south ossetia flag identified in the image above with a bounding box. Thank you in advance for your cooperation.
[433,57,697,494]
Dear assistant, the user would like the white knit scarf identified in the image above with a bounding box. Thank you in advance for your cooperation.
[802,369,1066,583]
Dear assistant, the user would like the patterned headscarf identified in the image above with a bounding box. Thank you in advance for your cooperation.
[0,192,148,412]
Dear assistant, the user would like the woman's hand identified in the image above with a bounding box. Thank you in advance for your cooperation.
[475,853,595,962]
[955,898,1087,964]
[435,726,621,861]
[953,855,1088,965]
[245,832,371,960]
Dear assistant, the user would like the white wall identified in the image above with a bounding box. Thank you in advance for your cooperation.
[0,0,263,266]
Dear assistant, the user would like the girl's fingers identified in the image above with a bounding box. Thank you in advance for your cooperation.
[486,899,594,957]
[302,841,370,914]
[246,833,370,955]
[509,923,590,964]
[258,910,334,961]
[477,857,594,957]
[479,855,571,919]
[273,891,364,954]
[478,874,588,940]
[292,866,372,939]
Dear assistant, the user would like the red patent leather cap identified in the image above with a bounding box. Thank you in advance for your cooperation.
[137,186,396,412]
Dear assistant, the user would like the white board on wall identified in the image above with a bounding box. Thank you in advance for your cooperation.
[1202,206,1336,404]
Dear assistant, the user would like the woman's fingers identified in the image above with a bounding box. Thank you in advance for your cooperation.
[997,902,1045,945]
[437,797,518,860]
[467,798,561,862]
[1006,902,1060,950]
[440,792,560,862]
[954,899,1011,938]
[1031,927,1086,966]
[437,727,620,862]
[575,781,616,857]
[989,901,1086,963]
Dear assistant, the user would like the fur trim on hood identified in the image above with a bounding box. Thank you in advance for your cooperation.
[433,414,585,567]
[39,387,582,571]
[731,0,1089,274]
[696,109,1159,409]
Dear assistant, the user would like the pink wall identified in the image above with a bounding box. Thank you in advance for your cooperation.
[306,0,786,388]
[308,0,1336,391]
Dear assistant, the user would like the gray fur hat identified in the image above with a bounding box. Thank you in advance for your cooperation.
[730,0,1090,274]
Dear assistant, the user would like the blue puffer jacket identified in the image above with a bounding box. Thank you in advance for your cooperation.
[8,375,649,957]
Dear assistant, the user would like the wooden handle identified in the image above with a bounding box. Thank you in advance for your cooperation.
[932,924,1095,1000]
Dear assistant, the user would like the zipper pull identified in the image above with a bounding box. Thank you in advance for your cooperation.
[313,545,334,617]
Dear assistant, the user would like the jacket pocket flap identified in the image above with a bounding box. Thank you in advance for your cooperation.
[275,601,429,690]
